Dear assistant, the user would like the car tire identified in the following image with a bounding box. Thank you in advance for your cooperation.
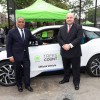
[0,61,16,86]
[87,55,100,77]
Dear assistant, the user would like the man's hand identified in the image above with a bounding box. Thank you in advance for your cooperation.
[9,57,15,63]
[62,44,71,51]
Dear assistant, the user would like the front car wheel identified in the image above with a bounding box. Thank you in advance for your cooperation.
[87,55,100,77]
[0,61,16,86]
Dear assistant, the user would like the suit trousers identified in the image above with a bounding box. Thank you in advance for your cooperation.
[62,56,80,85]
[13,51,30,87]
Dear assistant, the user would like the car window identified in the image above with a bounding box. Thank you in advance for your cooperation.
[84,30,100,39]
[83,30,100,43]
[96,32,100,36]
[35,29,59,44]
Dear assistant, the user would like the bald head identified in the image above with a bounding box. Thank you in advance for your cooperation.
[66,13,75,18]
[66,13,75,25]
[16,17,25,29]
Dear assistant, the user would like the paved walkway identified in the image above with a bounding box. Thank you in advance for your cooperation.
[0,73,100,100]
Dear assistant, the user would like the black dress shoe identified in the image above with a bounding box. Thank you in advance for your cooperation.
[18,86,23,92]
[59,80,69,84]
[25,86,33,92]
[74,85,79,90]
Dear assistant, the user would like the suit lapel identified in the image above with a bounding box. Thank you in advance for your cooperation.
[63,23,74,38]
[68,24,72,34]
[63,24,68,35]
[69,23,76,35]
[24,28,27,40]
[15,28,23,42]
[64,24,72,34]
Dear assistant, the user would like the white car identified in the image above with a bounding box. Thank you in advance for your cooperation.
[0,25,100,86]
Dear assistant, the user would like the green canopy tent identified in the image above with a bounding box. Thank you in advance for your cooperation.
[15,0,69,22]
[82,20,94,25]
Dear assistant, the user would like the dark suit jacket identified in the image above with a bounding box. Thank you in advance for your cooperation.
[6,28,43,61]
[57,23,83,58]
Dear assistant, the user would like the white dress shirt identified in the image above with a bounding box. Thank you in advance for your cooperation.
[62,24,74,49]
[67,24,74,48]
[17,27,25,39]
[67,24,72,32]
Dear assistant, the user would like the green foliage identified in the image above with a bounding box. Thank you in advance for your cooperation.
[97,8,100,17]
[13,0,36,8]
[14,0,68,9]
[0,0,7,13]
[1,0,97,21]
[0,22,8,28]
[69,0,93,17]
[13,0,68,9]
[87,9,94,22]
[0,0,6,5]
[0,0,68,10]
[87,8,100,22]
[44,0,68,9]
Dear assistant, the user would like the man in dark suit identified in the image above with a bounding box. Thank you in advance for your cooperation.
[57,13,83,90]
[6,17,43,92]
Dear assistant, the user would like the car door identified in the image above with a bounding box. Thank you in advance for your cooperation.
[28,28,63,77]
[81,29,100,67]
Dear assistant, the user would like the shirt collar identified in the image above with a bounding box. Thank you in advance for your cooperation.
[67,24,72,27]
[17,27,24,31]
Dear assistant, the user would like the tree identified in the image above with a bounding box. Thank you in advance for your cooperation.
[86,7,100,22]
[0,0,68,10]
[44,0,68,9]
[14,0,69,9]
[13,0,35,8]
[67,0,93,18]
[0,0,7,13]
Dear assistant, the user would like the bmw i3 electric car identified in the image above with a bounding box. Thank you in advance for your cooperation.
[0,25,100,86]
